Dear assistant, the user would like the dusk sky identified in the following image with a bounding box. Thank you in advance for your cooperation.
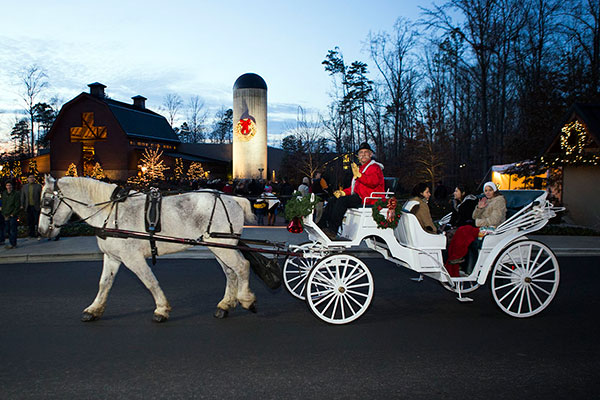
[0,0,432,146]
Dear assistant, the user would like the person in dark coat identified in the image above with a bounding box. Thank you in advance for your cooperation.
[1,181,21,249]
[449,185,478,228]
[20,174,42,238]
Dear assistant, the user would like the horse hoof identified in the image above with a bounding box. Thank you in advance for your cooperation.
[81,312,99,322]
[153,314,168,323]
[247,303,257,313]
[213,308,228,319]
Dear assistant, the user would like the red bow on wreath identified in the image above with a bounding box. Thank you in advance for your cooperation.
[386,197,397,222]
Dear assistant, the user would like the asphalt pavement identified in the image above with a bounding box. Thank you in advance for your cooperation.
[0,225,599,264]
[1,256,598,399]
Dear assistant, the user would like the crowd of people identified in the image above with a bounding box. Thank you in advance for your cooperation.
[0,174,45,249]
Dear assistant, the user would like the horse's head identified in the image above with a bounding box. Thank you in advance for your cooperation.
[38,175,73,238]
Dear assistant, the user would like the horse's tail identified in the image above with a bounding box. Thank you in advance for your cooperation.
[230,196,256,225]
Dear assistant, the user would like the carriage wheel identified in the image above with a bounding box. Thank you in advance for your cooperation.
[441,280,481,294]
[305,254,374,325]
[283,242,329,300]
[491,240,559,318]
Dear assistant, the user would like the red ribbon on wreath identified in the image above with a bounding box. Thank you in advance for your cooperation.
[386,197,397,222]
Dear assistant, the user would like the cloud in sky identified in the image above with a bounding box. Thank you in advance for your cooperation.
[0,0,425,145]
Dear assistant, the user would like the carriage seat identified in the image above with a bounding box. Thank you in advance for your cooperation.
[394,200,446,249]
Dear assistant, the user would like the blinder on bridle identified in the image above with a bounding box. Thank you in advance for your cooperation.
[40,181,72,230]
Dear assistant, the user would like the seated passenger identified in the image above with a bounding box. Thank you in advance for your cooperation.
[408,182,437,233]
[319,142,384,239]
[445,182,507,277]
[449,185,478,228]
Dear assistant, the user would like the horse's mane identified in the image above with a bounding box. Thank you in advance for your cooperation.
[59,177,117,203]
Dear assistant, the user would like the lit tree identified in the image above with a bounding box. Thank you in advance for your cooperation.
[66,163,78,177]
[128,147,169,187]
[28,159,39,177]
[90,162,106,180]
[174,158,184,181]
[0,162,9,177]
[187,162,209,180]
[12,161,22,179]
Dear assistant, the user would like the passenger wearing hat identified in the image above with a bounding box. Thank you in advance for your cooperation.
[444,181,506,276]
[320,142,385,239]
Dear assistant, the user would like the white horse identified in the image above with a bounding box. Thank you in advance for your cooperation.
[38,175,258,322]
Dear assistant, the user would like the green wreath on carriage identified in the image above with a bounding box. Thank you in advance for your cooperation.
[371,196,402,229]
[284,192,321,233]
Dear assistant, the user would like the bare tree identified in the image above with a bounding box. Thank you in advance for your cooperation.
[369,17,419,158]
[162,93,183,127]
[20,65,48,156]
[186,95,208,143]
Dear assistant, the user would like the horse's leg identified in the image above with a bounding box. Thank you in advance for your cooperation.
[211,247,256,312]
[122,256,172,323]
[213,258,239,318]
[82,254,121,322]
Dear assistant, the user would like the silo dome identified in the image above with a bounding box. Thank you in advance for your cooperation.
[233,73,268,90]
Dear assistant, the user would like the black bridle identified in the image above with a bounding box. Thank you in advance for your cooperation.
[40,180,134,231]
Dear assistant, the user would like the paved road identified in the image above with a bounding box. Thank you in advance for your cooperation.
[1,257,598,399]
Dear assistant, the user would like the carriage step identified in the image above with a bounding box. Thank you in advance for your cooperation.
[456,296,473,303]
[410,274,424,282]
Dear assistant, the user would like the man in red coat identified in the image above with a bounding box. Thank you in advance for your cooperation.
[320,142,384,238]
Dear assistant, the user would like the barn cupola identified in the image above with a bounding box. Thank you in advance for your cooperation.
[88,82,106,98]
[132,95,147,109]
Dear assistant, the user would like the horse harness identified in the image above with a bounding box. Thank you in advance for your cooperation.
[41,182,237,265]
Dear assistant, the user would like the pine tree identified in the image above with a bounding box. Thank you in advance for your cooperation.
[66,163,78,177]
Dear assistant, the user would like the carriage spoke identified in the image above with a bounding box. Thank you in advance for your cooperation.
[529,283,544,306]
[347,289,369,298]
[532,279,557,284]
[507,286,525,311]
[346,291,364,308]
[531,268,556,280]
[310,287,335,297]
[495,280,518,291]
[342,294,356,314]
[498,283,521,303]
[517,285,526,314]
[312,290,335,307]
[290,276,308,293]
[345,270,367,286]
[320,292,338,315]
[346,282,371,289]
[508,253,523,270]
[528,247,544,272]
[529,256,552,277]
[525,285,533,313]
[531,282,551,297]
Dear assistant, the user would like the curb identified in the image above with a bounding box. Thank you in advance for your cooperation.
[1,248,598,264]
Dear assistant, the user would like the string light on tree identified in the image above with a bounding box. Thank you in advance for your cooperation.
[187,162,209,180]
[28,159,39,177]
[174,158,184,181]
[66,163,78,177]
[90,162,106,180]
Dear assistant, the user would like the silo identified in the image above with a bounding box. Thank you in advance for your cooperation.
[232,73,267,179]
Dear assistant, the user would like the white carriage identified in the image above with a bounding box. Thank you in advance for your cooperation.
[283,190,563,324]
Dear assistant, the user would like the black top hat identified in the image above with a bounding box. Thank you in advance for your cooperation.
[357,142,373,152]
